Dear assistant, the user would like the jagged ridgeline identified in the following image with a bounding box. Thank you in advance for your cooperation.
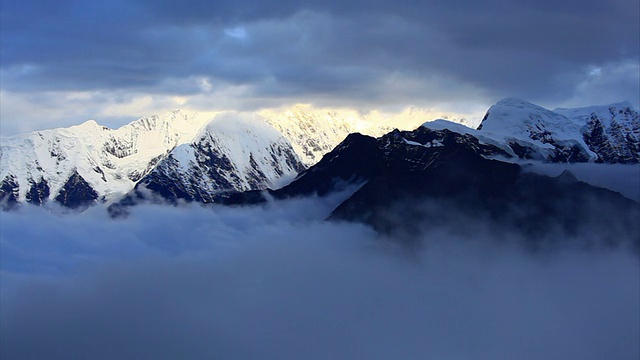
[0,108,397,210]
[1,99,638,214]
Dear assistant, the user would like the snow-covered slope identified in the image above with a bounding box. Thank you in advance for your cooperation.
[425,98,639,163]
[131,112,305,203]
[474,98,595,162]
[261,108,358,166]
[0,110,211,208]
[555,102,640,163]
[260,106,391,166]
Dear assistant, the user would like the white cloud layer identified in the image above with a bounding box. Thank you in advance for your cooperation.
[1,194,638,359]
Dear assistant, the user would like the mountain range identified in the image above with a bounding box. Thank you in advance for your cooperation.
[2,98,639,238]
[230,123,639,248]
[0,107,400,209]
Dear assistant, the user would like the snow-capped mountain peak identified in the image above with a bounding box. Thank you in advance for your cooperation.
[554,101,638,128]
[555,101,640,163]
[478,98,585,141]
[125,112,306,206]
[426,98,639,163]
[259,106,377,166]
[0,110,212,207]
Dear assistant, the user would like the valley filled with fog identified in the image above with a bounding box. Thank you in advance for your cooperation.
[1,187,638,360]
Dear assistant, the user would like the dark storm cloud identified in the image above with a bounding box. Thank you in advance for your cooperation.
[1,0,638,106]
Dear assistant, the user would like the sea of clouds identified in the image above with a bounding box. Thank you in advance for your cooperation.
[1,188,638,359]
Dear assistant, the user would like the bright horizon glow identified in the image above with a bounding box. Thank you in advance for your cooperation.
[0,92,489,137]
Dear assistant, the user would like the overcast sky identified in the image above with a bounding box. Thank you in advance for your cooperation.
[1,0,638,135]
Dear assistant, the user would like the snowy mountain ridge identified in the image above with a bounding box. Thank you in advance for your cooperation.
[426,98,639,163]
[553,101,635,127]
[2,98,637,210]
[1,107,419,209]
[129,113,306,204]
[0,110,212,206]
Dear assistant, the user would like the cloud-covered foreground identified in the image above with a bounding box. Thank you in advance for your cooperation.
[1,195,638,360]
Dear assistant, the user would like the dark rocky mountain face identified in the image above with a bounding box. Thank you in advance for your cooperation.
[275,127,513,198]
[329,168,639,249]
[226,126,520,204]
[54,171,99,209]
[559,103,639,164]
[1,172,97,211]
[583,112,640,163]
[1,175,52,209]
[225,126,639,250]
[26,179,50,205]
[0,175,20,210]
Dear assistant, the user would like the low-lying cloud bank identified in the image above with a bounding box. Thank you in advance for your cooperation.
[521,162,640,201]
[1,194,638,360]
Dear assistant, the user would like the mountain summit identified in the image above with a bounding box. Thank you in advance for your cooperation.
[475,98,639,163]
